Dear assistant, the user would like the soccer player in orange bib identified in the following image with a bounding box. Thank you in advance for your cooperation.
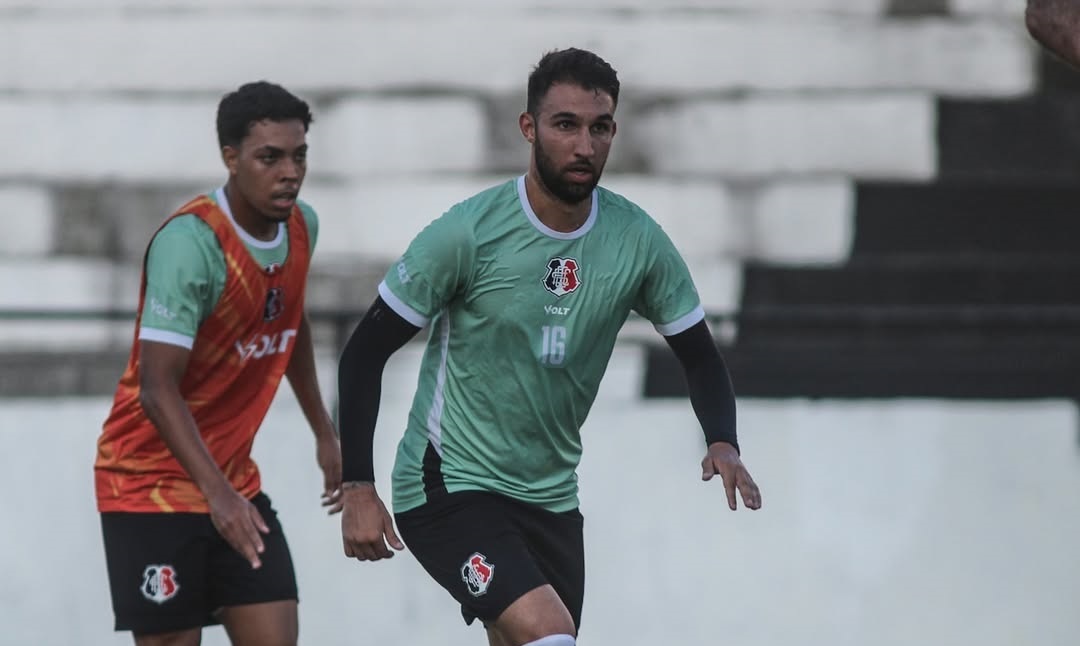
[94,81,341,646]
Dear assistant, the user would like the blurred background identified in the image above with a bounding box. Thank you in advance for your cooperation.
[3,0,1080,644]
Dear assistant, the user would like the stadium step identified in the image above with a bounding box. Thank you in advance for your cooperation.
[937,93,1080,182]
[853,181,1080,258]
[740,260,1080,308]
[644,335,1080,400]
[647,169,1080,400]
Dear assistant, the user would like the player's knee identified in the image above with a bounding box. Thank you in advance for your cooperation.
[133,630,202,646]
[523,635,575,646]
[494,583,577,644]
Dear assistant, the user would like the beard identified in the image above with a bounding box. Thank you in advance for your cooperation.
[533,138,602,205]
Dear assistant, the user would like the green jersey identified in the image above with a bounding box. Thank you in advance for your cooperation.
[384,176,704,513]
[139,187,319,348]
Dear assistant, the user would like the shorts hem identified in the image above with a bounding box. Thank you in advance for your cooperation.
[115,613,219,634]
[212,590,299,610]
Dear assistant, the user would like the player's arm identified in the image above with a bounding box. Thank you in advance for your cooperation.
[138,216,270,567]
[663,320,738,452]
[139,341,270,567]
[1027,0,1080,68]
[337,296,421,560]
[663,320,761,511]
[285,312,343,514]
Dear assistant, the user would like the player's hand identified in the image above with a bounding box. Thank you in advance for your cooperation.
[702,441,762,511]
[206,486,269,569]
[316,432,344,515]
[341,482,405,561]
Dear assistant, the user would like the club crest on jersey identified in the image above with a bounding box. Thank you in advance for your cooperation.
[543,257,581,297]
[461,552,495,597]
[264,287,284,321]
[141,564,179,604]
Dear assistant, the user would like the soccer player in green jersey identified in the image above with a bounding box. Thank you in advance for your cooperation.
[1027,0,1080,67]
[336,48,761,646]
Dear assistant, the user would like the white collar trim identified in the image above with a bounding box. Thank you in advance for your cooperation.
[516,175,597,240]
[215,186,284,249]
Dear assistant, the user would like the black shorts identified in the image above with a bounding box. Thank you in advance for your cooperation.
[100,492,297,634]
[395,490,585,629]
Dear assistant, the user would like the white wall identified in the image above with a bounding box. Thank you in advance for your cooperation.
[2,347,1078,646]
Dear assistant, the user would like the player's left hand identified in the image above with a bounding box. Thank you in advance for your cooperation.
[702,441,762,511]
[316,432,344,514]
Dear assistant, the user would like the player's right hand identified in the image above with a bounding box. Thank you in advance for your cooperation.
[702,441,762,511]
[207,487,269,569]
[341,482,405,561]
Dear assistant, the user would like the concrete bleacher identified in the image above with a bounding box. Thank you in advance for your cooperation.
[0,18,1034,98]
[645,34,1080,401]
[0,0,1050,392]
[0,185,53,256]
[637,94,937,178]
[0,0,897,11]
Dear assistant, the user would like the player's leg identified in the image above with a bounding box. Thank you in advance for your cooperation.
[218,600,297,646]
[520,636,576,646]
[487,625,511,646]
[487,584,575,645]
[100,511,215,643]
[396,490,571,642]
[488,622,577,646]
[487,502,584,646]
[132,630,202,646]
[208,493,299,646]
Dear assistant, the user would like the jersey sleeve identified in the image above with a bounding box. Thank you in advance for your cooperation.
[139,215,226,349]
[632,221,705,336]
[297,198,319,255]
[378,207,475,327]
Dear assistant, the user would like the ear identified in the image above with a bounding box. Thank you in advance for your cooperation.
[519,111,536,144]
[221,145,240,176]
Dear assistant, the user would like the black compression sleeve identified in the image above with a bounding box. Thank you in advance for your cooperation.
[662,320,739,453]
[337,296,422,483]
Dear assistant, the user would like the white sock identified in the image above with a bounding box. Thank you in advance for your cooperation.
[523,635,575,646]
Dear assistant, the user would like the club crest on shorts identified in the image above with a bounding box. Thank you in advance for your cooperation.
[543,257,581,297]
[140,564,179,604]
[264,287,284,321]
[461,552,495,597]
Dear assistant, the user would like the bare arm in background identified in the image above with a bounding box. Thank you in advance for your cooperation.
[139,341,269,569]
[285,313,344,514]
[1027,0,1080,68]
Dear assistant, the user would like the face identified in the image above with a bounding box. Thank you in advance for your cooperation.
[222,119,308,221]
[521,82,616,205]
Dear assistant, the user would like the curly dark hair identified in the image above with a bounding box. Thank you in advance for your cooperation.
[216,81,313,149]
[526,48,620,116]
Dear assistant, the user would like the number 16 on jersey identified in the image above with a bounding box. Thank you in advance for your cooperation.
[540,325,568,365]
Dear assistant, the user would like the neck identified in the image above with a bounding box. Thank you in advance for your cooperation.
[524,170,591,233]
[223,181,277,241]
